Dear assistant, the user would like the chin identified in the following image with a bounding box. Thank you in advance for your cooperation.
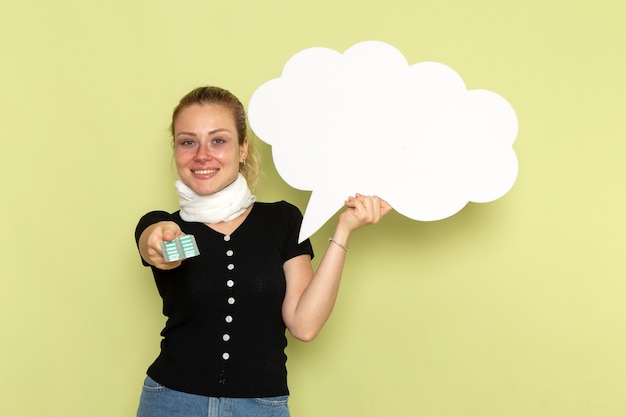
[193,187,218,196]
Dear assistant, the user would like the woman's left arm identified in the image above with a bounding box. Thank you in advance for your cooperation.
[282,194,391,342]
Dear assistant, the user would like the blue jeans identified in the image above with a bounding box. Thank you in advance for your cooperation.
[137,376,290,417]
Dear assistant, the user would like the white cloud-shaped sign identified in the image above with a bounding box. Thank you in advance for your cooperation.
[248,41,518,242]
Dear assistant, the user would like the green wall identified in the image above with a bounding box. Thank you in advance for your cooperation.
[1,1,625,416]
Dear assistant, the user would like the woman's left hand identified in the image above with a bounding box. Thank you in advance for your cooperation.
[338,193,392,234]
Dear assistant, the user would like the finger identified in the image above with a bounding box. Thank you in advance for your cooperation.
[374,197,392,215]
[162,231,178,242]
[380,200,393,216]
[363,198,377,221]
[370,197,381,219]
[344,195,362,209]
[162,225,184,242]
[352,195,367,213]
[362,197,382,223]
[148,234,165,255]
[368,195,391,212]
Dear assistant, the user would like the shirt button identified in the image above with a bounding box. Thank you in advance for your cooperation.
[226,280,235,288]
[223,334,231,341]
[225,315,233,323]
[228,297,236,305]
[227,263,235,271]
[224,235,231,242]
[222,352,230,360]
[226,250,234,257]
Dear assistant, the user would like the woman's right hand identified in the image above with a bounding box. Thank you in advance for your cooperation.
[138,221,185,270]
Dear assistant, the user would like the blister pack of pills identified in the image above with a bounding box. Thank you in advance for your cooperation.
[161,235,200,262]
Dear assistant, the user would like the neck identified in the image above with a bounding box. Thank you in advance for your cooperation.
[176,173,256,224]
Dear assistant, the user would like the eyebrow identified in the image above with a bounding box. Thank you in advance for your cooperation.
[175,128,232,137]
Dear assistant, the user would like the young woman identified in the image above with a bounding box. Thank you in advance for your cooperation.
[135,86,391,417]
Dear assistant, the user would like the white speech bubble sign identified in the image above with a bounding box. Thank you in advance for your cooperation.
[248,41,518,242]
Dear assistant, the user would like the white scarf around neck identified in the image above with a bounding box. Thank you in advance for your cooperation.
[176,173,256,224]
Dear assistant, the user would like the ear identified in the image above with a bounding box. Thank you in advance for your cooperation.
[240,137,249,162]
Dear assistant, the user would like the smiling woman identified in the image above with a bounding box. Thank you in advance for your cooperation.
[134,86,391,417]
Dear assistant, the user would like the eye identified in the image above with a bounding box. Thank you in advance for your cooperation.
[177,138,195,147]
[212,137,226,145]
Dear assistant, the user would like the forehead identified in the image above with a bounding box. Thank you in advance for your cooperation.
[174,103,236,132]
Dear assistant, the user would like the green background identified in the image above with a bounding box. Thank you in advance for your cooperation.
[1,1,625,416]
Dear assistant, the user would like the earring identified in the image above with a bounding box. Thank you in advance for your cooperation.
[240,159,246,167]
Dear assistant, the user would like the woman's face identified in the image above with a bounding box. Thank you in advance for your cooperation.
[173,103,248,196]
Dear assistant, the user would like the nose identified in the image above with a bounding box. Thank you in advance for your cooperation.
[194,143,213,161]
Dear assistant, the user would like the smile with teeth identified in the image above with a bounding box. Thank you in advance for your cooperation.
[193,169,218,175]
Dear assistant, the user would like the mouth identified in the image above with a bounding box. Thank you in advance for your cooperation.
[192,169,218,175]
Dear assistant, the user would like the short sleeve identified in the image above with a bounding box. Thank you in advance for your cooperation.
[134,211,174,244]
[280,201,314,262]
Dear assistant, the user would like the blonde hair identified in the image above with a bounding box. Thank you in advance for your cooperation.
[170,86,261,191]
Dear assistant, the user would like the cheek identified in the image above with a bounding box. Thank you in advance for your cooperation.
[208,147,236,164]
[174,150,190,170]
